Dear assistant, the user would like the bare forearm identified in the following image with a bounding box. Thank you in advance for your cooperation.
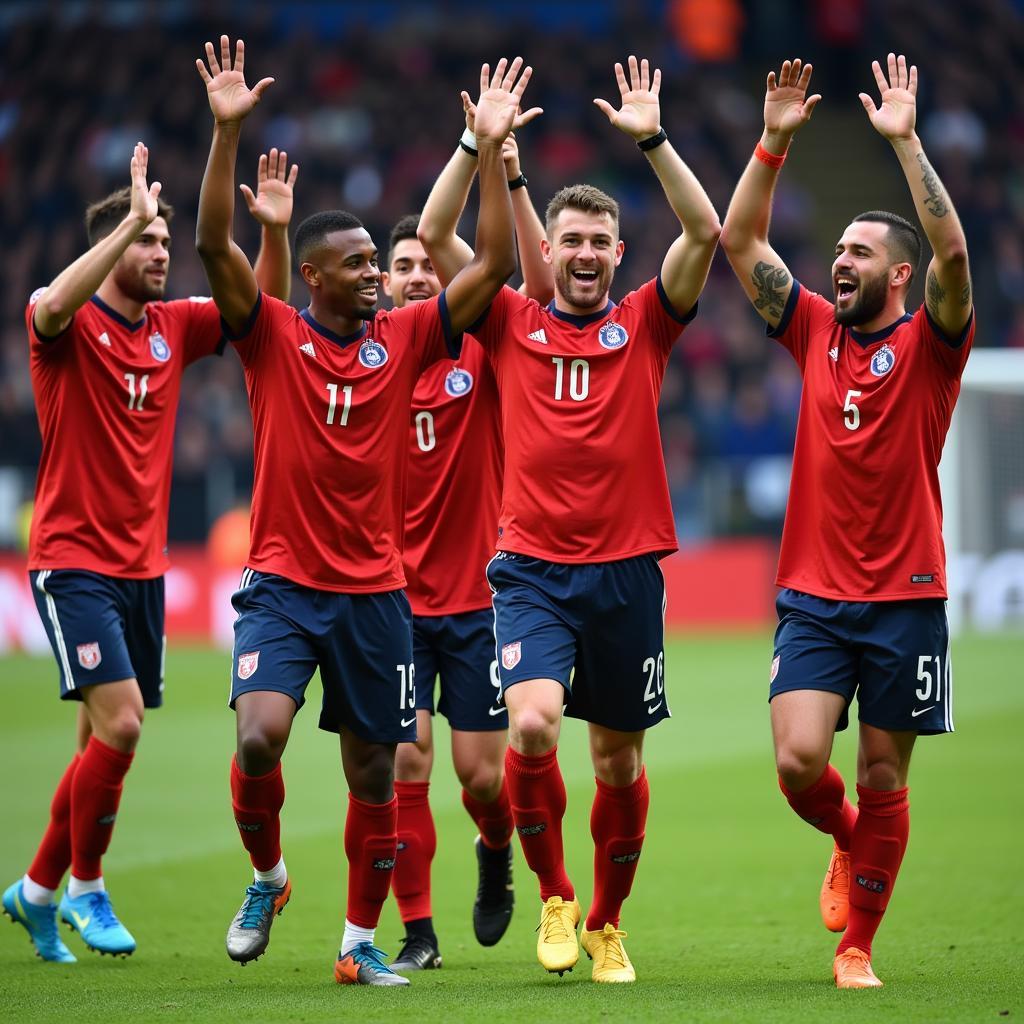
[34,215,148,333]
[196,122,241,257]
[511,187,552,303]
[253,224,291,301]
[720,131,789,251]
[473,142,516,286]
[891,134,968,263]
[645,141,721,243]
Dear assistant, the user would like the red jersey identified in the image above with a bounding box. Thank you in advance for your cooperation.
[472,279,693,563]
[404,337,503,616]
[229,292,456,592]
[771,283,974,600]
[27,293,223,577]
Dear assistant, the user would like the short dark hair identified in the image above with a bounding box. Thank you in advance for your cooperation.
[295,210,365,266]
[84,186,174,246]
[387,214,420,269]
[852,210,922,281]
[545,184,620,235]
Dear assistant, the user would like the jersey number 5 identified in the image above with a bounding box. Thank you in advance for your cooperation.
[843,389,862,431]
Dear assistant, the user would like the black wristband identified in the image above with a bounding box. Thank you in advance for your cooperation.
[507,173,528,191]
[637,128,668,152]
[459,140,478,158]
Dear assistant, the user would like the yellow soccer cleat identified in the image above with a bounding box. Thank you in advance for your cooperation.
[820,843,851,932]
[536,895,580,975]
[581,922,636,983]
[833,947,883,989]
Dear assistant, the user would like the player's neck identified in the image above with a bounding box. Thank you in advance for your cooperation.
[94,280,146,325]
[307,298,366,338]
[849,299,907,336]
[552,289,611,318]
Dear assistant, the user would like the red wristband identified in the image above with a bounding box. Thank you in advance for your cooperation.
[754,141,788,169]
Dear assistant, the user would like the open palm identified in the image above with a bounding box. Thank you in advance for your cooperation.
[764,59,821,136]
[594,56,661,140]
[860,54,917,141]
[196,36,274,125]
[241,150,298,228]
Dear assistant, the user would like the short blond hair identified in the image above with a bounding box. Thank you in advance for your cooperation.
[545,184,620,235]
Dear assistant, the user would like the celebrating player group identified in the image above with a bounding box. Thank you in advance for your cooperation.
[5,36,972,995]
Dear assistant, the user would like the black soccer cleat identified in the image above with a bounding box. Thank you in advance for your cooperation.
[390,932,442,972]
[473,835,514,947]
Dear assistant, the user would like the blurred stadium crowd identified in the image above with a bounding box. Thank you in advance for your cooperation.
[0,0,1021,545]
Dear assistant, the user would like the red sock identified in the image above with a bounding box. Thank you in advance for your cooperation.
[779,764,857,850]
[344,794,398,929]
[392,780,435,923]
[462,779,514,850]
[837,785,910,958]
[505,746,573,902]
[230,755,285,872]
[70,737,133,880]
[27,754,80,890]
[586,768,650,930]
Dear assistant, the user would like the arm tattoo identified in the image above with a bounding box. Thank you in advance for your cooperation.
[926,269,946,318]
[751,261,791,320]
[959,281,971,307]
[916,153,949,218]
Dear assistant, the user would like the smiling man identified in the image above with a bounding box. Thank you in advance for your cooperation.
[719,56,973,989]
[419,56,720,983]
[194,38,526,986]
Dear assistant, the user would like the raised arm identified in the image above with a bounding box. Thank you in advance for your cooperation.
[438,58,529,334]
[194,36,274,334]
[419,95,551,301]
[33,143,161,336]
[595,56,721,314]
[243,148,299,302]
[719,59,821,327]
[860,54,971,337]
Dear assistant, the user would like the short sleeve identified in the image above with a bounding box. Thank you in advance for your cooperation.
[462,285,525,354]
[623,277,696,354]
[381,293,463,373]
[172,296,226,365]
[220,292,291,367]
[920,305,974,378]
[25,288,73,348]
[766,282,834,372]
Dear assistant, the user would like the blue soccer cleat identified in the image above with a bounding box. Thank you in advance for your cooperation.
[2,880,77,963]
[58,889,136,957]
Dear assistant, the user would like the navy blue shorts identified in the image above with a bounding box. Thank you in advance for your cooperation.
[30,569,165,708]
[229,569,415,742]
[770,588,953,735]
[486,552,670,732]
[413,608,506,731]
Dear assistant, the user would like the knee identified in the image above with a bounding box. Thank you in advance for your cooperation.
[237,723,289,775]
[457,761,503,803]
[775,745,828,792]
[346,745,395,804]
[859,757,904,791]
[96,708,143,752]
[510,706,559,755]
[591,743,641,787]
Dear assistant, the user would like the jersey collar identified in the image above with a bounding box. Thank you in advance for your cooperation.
[90,295,146,332]
[545,298,614,329]
[300,308,367,347]
[848,313,913,348]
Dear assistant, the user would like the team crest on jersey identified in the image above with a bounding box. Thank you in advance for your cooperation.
[77,642,102,670]
[149,332,171,362]
[870,344,896,377]
[501,642,522,670]
[598,321,629,350]
[359,338,388,369]
[237,651,260,680]
[444,367,473,397]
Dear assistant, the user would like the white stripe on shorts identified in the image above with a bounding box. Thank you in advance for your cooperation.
[35,570,75,694]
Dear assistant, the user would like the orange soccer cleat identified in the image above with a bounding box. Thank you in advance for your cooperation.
[820,843,851,932]
[833,947,883,989]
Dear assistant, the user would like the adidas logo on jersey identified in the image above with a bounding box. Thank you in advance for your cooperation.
[527,329,548,344]
[829,346,839,362]
[98,331,111,347]
[299,342,316,358]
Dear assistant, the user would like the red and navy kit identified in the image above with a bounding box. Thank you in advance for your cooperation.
[27,293,224,577]
[225,292,459,593]
[770,282,974,601]
[404,337,502,616]
[471,279,695,563]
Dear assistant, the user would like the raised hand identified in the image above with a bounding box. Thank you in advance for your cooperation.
[129,141,162,225]
[240,149,299,228]
[860,53,917,142]
[593,56,661,141]
[463,90,542,134]
[462,57,536,146]
[195,35,274,125]
[764,58,821,139]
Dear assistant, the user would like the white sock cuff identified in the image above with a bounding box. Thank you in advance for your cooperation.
[66,875,105,899]
[21,875,56,906]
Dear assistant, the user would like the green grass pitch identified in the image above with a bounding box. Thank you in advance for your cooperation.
[1,631,1022,1023]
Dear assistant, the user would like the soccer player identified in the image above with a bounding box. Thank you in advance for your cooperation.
[194,38,526,986]
[420,56,721,983]
[719,55,973,989]
[383,127,553,972]
[2,143,295,964]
